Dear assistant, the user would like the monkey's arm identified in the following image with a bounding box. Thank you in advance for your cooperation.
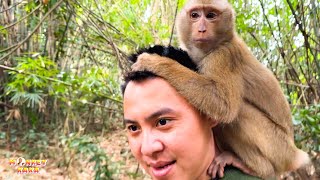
[132,53,243,123]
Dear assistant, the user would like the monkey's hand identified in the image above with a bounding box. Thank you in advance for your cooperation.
[132,53,170,72]
[207,151,255,178]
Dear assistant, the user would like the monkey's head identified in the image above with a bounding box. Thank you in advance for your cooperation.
[176,0,235,58]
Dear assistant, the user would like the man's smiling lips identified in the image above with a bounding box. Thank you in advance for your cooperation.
[148,160,176,177]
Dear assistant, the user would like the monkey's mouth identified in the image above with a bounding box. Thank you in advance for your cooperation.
[193,38,210,43]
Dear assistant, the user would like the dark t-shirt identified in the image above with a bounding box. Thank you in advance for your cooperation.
[212,166,262,180]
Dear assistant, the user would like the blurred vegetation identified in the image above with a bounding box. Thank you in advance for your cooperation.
[0,0,319,179]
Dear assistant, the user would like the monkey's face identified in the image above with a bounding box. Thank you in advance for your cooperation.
[123,77,217,180]
[177,0,235,54]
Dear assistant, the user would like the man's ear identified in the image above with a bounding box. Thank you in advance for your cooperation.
[202,114,218,128]
[210,119,219,128]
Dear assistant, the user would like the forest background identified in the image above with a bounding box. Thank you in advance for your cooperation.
[0,0,319,179]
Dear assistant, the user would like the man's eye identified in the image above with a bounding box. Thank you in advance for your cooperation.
[190,11,200,19]
[127,125,138,132]
[156,118,170,127]
[206,12,217,19]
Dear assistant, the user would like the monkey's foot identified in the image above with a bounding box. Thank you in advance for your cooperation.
[207,151,254,178]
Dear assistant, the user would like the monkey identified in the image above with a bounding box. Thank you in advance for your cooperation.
[131,0,310,178]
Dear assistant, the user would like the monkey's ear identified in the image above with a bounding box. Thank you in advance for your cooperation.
[128,45,198,71]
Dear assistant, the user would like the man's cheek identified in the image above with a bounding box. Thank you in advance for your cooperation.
[128,138,140,157]
[128,139,151,173]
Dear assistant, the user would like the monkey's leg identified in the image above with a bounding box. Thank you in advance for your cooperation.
[132,53,243,123]
[216,103,293,178]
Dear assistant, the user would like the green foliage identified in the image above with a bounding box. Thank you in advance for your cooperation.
[5,56,58,108]
[293,104,320,151]
[21,129,49,158]
[0,131,5,149]
[60,133,114,179]
[4,54,121,130]
[24,1,37,13]
[0,25,8,36]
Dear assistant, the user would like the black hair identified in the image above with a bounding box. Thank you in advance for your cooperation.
[128,45,197,71]
[121,70,158,95]
[121,45,197,95]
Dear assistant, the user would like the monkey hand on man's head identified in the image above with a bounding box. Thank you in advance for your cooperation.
[128,45,198,71]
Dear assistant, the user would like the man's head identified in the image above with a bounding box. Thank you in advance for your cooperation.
[122,71,217,179]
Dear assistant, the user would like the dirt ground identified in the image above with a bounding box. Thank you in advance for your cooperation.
[0,130,149,180]
[0,129,319,180]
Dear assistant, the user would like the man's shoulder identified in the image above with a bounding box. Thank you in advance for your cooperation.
[219,166,262,180]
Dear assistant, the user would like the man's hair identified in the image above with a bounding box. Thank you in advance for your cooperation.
[121,45,197,95]
[121,70,158,95]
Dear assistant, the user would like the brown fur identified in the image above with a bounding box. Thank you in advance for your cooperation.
[132,0,309,178]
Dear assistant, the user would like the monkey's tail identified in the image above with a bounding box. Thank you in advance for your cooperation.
[291,149,310,170]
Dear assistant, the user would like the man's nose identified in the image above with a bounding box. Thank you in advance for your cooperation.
[140,131,164,156]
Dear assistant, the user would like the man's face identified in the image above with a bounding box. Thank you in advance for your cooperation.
[123,78,216,180]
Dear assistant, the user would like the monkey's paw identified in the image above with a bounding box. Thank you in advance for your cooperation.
[207,151,254,178]
[131,53,162,72]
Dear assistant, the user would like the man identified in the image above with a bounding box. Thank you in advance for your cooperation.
[122,70,260,180]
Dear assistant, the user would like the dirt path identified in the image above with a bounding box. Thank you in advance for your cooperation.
[0,130,149,180]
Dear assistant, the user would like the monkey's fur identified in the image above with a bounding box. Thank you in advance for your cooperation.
[131,0,309,178]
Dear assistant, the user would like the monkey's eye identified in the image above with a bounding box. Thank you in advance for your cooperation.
[190,11,200,19]
[206,12,218,19]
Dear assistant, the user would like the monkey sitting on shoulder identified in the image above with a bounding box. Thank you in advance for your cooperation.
[131,0,310,179]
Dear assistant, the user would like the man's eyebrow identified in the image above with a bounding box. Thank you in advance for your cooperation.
[146,108,174,121]
[123,108,175,125]
[123,119,136,125]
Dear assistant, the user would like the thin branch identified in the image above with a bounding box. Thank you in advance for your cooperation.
[0,4,41,31]
[0,0,64,62]
[0,0,23,13]
[0,42,19,53]
[0,64,71,86]
[76,100,120,112]
[282,81,309,88]
[169,0,179,46]
[284,31,303,83]
[286,0,320,73]
[258,0,285,61]
[249,32,267,55]
[0,101,14,108]
[71,0,136,46]
[286,0,319,102]
[89,0,129,72]
[0,64,122,104]
[68,10,128,61]
[55,4,73,61]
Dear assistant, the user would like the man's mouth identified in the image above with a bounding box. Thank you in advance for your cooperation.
[150,160,176,177]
